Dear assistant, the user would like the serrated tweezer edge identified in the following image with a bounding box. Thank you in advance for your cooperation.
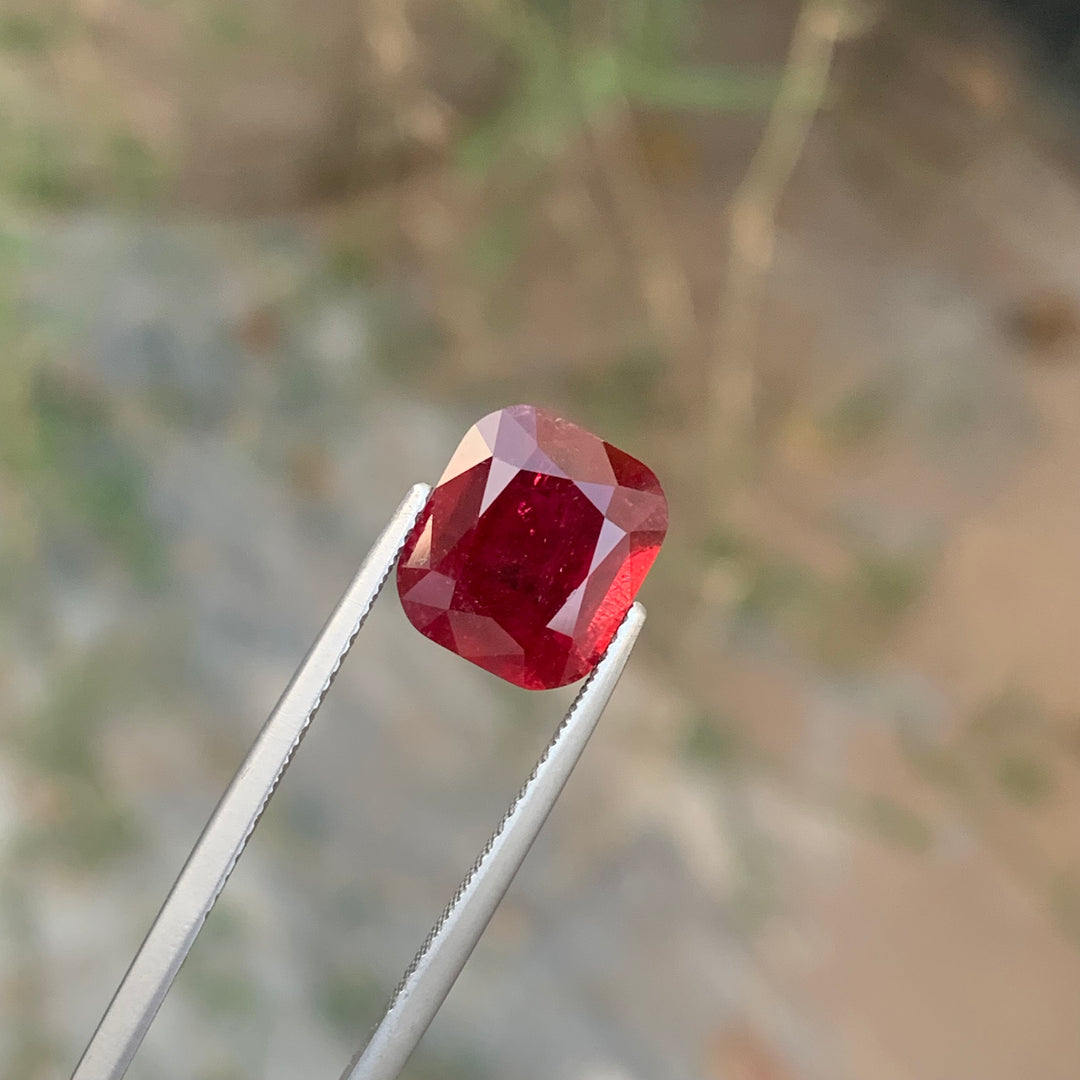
[71,484,432,1080]
[341,600,646,1080]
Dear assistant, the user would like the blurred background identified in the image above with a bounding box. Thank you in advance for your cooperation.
[2,0,1080,1078]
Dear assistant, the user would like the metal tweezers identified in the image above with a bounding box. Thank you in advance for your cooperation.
[72,484,646,1080]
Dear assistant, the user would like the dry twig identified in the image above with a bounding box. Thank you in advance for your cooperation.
[710,0,848,496]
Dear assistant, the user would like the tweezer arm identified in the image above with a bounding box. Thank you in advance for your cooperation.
[342,601,647,1080]
[72,483,431,1080]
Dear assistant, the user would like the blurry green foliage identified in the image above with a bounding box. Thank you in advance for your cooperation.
[401,1048,493,1080]
[900,736,969,794]
[701,530,739,562]
[182,903,263,1019]
[278,350,328,412]
[5,126,81,208]
[465,203,530,282]
[1066,715,1080,762]
[331,884,378,924]
[702,521,927,666]
[206,2,255,47]
[108,130,163,205]
[315,965,387,1040]
[566,347,666,433]
[930,384,983,438]
[1051,871,1080,946]
[684,711,743,768]
[197,1067,249,1080]
[263,791,331,861]
[0,115,167,210]
[456,0,780,177]
[853,552,926,623]
[20,651,115,779]
[740,558,818,621]
[200,900,249,947]
[821,378,897,448]
[731,828,780,934]
[16,790,140,870]
[369,290,442,382]
[580,49,781,112]
[860,795,933,854]
[3,1031,61,1080]
[32,369,168,589]
[186,968,263,1020]
[969,688,1045,741]
[808,551,926,665]
[327,240,377,286]
[0,879,64,1080]
[0,2,167,212]
[0,9,67,54]
[996,752,1053,806]
[10,646,152,871]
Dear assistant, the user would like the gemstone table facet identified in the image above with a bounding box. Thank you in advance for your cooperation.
[396,405,667,689]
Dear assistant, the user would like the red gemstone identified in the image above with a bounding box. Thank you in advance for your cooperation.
[396,405,667,689]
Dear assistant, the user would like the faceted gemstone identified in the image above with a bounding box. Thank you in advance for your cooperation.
[396,405,667,689]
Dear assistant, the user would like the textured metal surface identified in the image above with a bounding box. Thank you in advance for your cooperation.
[342,602,647,1080]
[71,483,432,1080]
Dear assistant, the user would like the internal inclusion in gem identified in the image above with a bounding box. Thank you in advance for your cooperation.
[396,405,668,689]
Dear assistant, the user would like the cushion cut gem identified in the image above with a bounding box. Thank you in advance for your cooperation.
[396,405,667,689]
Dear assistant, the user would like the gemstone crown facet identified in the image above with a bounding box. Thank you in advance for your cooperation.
[396,405,667,689]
